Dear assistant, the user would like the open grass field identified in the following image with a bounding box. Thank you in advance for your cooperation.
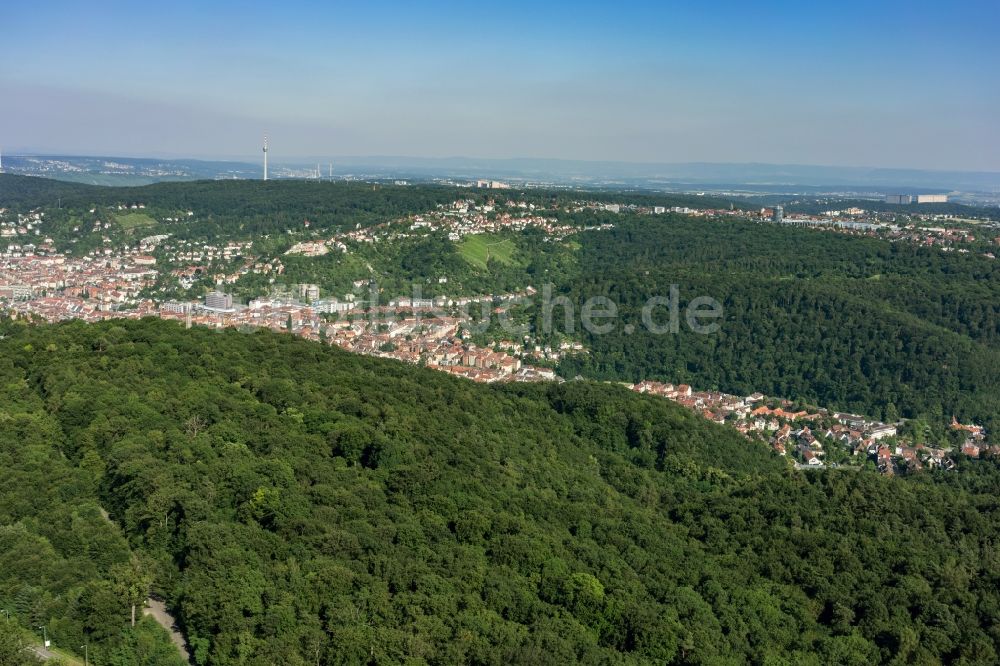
[113,211,158,229]
[457,234,517,269]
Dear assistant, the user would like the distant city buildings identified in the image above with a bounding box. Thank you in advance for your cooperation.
[475,180,510,190]
[886,194,948,204]
[772,205,784,223]
[0,285,34,300]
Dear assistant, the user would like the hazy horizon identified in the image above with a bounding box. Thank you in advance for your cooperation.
[6,151,1000,177]
[3,1,999,171]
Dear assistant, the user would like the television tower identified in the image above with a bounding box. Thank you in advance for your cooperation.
[262,134,269,181]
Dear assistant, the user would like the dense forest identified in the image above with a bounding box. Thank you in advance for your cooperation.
[2,318,1000,664]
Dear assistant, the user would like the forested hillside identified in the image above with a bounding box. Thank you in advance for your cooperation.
[555,215,1000,430]
[2,318,1000,664]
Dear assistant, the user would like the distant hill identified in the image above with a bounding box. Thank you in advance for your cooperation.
[324,156,1000,192]
[1,155,260,186]
[4,154,1000,196]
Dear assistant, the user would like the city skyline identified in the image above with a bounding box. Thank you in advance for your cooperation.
[2,0,999,171]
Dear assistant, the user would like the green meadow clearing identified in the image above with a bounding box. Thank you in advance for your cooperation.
[458,233,517,268]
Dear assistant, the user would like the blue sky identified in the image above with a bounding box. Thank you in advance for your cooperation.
[2,0,998,170]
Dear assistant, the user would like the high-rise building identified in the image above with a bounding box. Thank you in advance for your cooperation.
[205,291,234,310]
[772,205,784,223]
[160,301,191,314]
[916,194,948,204]
[298,283,320,302]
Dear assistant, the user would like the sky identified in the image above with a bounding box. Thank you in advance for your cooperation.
[1,0,999,171]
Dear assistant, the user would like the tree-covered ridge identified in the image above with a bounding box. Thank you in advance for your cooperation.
[0,173,723,255]
[2,318,1000,664]
[0,173,459,220]
[0,174,466,254]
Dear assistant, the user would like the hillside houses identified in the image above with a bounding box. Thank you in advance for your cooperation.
[627,379,987,474]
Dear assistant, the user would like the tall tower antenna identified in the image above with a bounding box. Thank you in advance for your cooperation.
[0,146,4,173]
[329,163,332,179]
[263,134,269,181]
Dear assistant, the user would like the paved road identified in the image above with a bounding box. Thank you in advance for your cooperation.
[96,506,191,663]
[29,644,59,661]
[144,598,192,663]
